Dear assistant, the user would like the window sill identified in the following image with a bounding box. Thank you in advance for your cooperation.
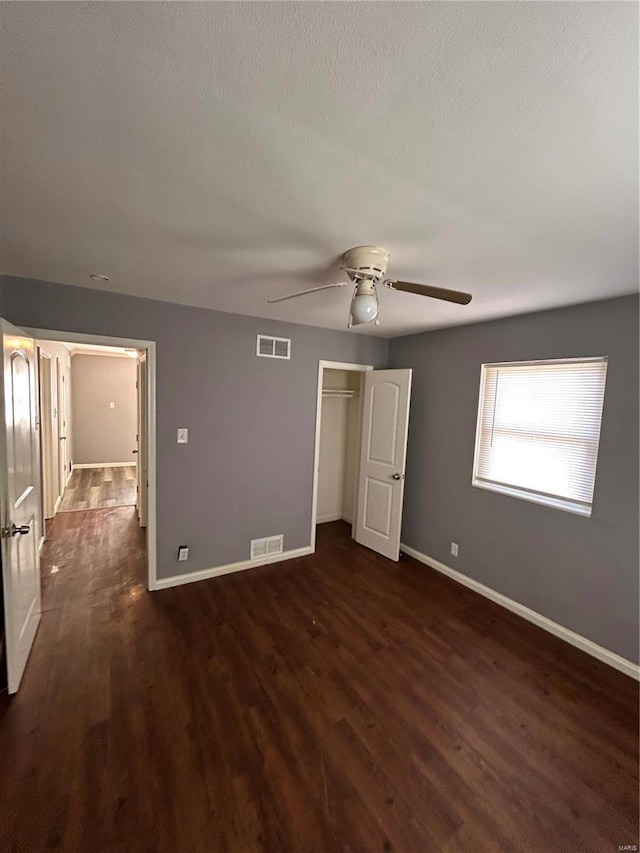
[471,478,592,517]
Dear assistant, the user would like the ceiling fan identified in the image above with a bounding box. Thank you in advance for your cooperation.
[267,246,472,328]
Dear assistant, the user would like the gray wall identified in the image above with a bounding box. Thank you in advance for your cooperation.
[389,295,639,663]
[71,354,137,465]
[3,275,636,663]
[1,276,388,580]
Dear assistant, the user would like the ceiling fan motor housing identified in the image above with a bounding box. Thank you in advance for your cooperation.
[341,246,390,281]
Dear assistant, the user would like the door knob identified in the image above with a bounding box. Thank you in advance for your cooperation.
[1,523,31,538]
[391,473,404,480]
[132,449,138,454]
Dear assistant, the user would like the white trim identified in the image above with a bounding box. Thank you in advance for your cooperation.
[21,327,157,592]
[472,477,592,517]
[22,328,155,352]
[146,343,157,589]
[72,462,134,469]
[316,512,344,524]
[155,545,313,590]
[311,360,374,551]
[316,513,354,525]
[70,348,131,360]
[317,360,375,372]
[481,355,608,369]
[53,493,62,515]
[400,543,640,681]
[38,536,45,555]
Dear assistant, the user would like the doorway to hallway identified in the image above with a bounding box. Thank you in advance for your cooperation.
[0,323,156,694]
[38,341,142,520]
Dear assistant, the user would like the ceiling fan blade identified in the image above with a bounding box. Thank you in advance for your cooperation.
[385,280,472,305]
[267,282,350,304]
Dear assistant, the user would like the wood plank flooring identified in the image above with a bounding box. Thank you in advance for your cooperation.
[58,465,137,512]
[0,517,637,852]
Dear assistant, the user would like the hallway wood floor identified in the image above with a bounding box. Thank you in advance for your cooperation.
[0,517,637,852]
[58,465,137,512]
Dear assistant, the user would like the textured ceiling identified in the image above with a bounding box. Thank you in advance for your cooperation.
[0,2,637,337]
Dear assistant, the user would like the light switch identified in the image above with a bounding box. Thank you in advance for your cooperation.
[109,401,115,409]
[177,428,188,444]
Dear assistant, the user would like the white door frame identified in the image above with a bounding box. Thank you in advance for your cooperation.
[56,356,69,498]
[136,352,148,528]
[37,348,55,528]
[21,327,157,591]
[310,360,373,551]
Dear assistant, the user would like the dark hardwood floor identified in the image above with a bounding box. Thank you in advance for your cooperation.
[0,517,637,852]
[58,465,137,512]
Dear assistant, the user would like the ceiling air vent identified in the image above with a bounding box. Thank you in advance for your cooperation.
[257,335,291,360]
[250,534,284,561]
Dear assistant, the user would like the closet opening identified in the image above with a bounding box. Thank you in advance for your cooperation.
[310,360,373,550]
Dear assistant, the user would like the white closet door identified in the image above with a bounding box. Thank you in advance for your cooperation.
[355,369,412,561]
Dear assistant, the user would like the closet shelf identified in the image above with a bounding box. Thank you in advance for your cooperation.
[322,388,359,399]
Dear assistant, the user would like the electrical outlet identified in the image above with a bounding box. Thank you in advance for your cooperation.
[109,401,115,409]
[450,542,459,557]
[177,428,188,444]
[177,545,189,561]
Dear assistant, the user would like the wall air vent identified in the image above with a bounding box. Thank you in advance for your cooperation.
[250,534,284,560]
[256,335,291,360]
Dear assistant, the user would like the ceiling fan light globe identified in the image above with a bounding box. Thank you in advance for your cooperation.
[350,293,378,325]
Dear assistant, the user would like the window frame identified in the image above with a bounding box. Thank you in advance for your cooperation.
[471,356,608,517]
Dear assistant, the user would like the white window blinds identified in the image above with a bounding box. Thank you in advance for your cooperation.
[472,357,608,516]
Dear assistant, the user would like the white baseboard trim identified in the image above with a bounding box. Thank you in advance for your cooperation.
[73,462,134,469]
[38,536,45,555]
[154,545,314,591]
[316,513,353,525]
[53,493,62,515]
[400,543,640,681]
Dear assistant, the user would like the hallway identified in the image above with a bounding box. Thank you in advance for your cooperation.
[0,518,637,851]
[58,465,137,512]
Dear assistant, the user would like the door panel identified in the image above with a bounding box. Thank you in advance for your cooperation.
[1,321,42,693]
[368,382,400,463]
[355,369,412,561]
[363,478,393,536]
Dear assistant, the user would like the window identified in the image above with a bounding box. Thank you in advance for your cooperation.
[472,357,608,516]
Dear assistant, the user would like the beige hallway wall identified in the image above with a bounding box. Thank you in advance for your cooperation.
[71,354,137,465]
